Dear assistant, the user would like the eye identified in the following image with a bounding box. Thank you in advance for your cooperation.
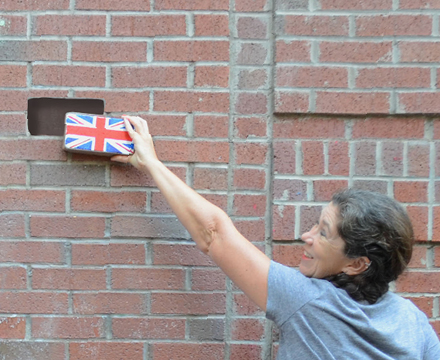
[320,230,326,238]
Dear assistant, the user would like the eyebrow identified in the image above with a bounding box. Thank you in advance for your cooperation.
[322,220,331,233]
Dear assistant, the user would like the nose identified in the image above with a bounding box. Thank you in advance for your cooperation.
[301,228,314,244]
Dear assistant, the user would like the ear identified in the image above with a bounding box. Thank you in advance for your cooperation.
[342,256,371,276]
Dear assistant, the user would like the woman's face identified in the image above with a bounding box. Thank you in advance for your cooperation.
[299,202,353,278]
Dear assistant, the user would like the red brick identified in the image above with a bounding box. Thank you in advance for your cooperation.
[33,65,106,87]
[151,293,226,315]
[302,141,324,175]
[394,181,428,203]
[33,15,106,36]
[0,139,66,161]
[72,243,145,265]
[0,89,68,111]
[0,267,26,289]
[71,190,146,213]
[356,15,432,37]
[273,205,295,241]
[1,0,68,10]
[154,41,229,62]
[230,344,263,360]
[314,180,348,202]
[32,317,105,339]
[320,0,392,10]
[0,40,67,61]
[329,141,350,176]
[407,246,428,269]
[76,0,149,10]
[396,272,440,293]
[398,92,440,114]
[195,14,229,36]
[112,268,185,290]
[156,0,228,9]
[193,167,228,190]
[0,317,26,339]
[0,163,26,185]
[75,91,149,112]
[150,192,174,214]
[276,66,348,88]
[276,40,311,62]
[70,342,143,360]
[381,141,404,176]
[435,182,440,202]
[236,92,268,114]
[237,16,267,39]
[433,118,440,139]
[113,66,187,88]
[352,117,425,138]
[232,318,265,341]
[72,41,146,62]
[73,293,146,314]
[435,246,440,264]
[273,179,307,201]
[0,343,64,359]
[400,42,440,63]
[0,214,25,238]
[353,180,388,194]
[273,244,303,267]
[408,143,430,177]
[30,216,106,238]
[234,117,267,138]
[33,269,106,290]
[316,91,390,114]
[400,0,440,9]
[320,41,392,63]
[0,114,27,135]
[152,343,225,360]
[281,15,349,36]
[407,206,428,241]
[274,141,296,174]
[112,15,185,36]
[0,241,64,263]
[233,168,266,190]
[195,66,229,88]
[238,68,268,90]
[0,15,27,35]
[356,67,430,88]
[405,296,434,317]
[113,318,185,339]
[235,0,267,11]
[233,194,266,217]
[155,140,229,163]
[111,165,186,187]
[0,292,68,314]
[275,91,310,113]
[111,215,187,238]
[191,268,226,291]
[193,115,229,138]
[0,189,65,212]
[355,141,376,176]
[432,207,440,241]
[153,244,215,266]
[233,293,264,316]
[280,116,320,141]
[0,65,26,87]
[234,219,266,242]
[154,91,229,113]
[300,205,323,235]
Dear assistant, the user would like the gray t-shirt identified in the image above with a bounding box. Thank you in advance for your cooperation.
[266,261,440,360]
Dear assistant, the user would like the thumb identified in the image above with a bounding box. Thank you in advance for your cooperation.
[111,155,131,163]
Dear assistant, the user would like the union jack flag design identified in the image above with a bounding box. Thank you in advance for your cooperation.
[64,113,135,155]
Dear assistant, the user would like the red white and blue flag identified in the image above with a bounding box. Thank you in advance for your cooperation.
[64,113,135,155]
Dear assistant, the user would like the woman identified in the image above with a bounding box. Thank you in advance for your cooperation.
[112,115,440,360]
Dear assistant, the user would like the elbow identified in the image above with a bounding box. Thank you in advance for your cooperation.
[196,210,230,256]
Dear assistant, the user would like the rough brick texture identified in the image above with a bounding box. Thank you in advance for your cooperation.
[0,1,438,359]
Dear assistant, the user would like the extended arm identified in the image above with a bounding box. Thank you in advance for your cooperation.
[111,116,270,311]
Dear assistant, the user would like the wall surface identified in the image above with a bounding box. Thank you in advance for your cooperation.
[0,0,439,359]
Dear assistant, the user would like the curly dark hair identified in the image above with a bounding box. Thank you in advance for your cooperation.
[324,189,414,304]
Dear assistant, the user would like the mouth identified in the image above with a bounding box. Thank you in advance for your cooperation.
[302,251,314,260]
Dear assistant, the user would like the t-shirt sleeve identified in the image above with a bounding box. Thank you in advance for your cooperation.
[266,260,325,326]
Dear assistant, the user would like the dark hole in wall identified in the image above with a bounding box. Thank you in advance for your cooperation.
[28,98,105,136]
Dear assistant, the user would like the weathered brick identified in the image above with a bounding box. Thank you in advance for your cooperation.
[406,206,428,241]
[0,65,26,87]
[113,318,185,339]
[0,214,25,238]
[320,41,392,63]
[76,0,150,10]
[233,194,267,217]
[280,15,349,36]
[356,15,432,37]
[275,0,308,10]
[188,318,224,341]
[71,190,147,213]
[0,317,26,339]
[352,180,388,194]
[193,115,229,138]
[235,0,268,11]
[316,91,390,114]
[154,91,229,113]
[75,90,149,112]
[314,180,348,201]
[355,141,376,176]
[237,43,268,65]
[151,293,226,315]
[273,179,307,201]
[72,41,147,62]
[32,317,105,339]
[0,163,26,185]
[274,141,295,174]
[236,92,268,114]
[112,15,186,36]
[232,318,265,341]
[191,268,226,291]
[398,92,440,114]
[394,181,428,203]
[33,15,106,36]
[352,117,425,138]
[329,141,350,176]
[237,16,267,39]
[400,42,440,63]
[111,216,187,238]
[1,0,68,10]
[276,66,348,88]
[0,241,64,263]
[302,141,325,175]
[276,40,311,62]
[33,65,106,87]
[70,342,143,360]
[275,91,310,113]
[407,246,428,269]
[0,292,68,314]
[0,267,27,289]
[72,243,144,265]
[195,14,229,36]
[155,0,229,10]
[73,293,146,314]
[0,40,67,61]
[0,343,65,360]
[356,67,431,88]
[381,141,404,176]
[153,244,215,266]
[274,117,345,139]
[154,41,229,62]
[0,189,65,212]
[0,15,27,35]
[320,0,392,10]
[152,343,225,360]
[195,66,229,88]
[112,268,185,290]
[234,117,267,138]
[30,216,106,238]
[408,143,430,177]
[273,205,295,241]
[193,167,228,190]
[433,207,440,241]
[238,69,268,90]
[30,164,105,186]
[400,0,440,9]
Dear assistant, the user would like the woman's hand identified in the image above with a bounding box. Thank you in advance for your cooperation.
[111,115,158,171]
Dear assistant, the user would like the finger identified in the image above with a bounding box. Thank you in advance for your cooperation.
[111,154,131,163]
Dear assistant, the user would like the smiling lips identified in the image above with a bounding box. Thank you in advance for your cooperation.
[303,251,314,260]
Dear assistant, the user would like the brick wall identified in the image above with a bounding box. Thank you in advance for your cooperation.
[0,0,439,359]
